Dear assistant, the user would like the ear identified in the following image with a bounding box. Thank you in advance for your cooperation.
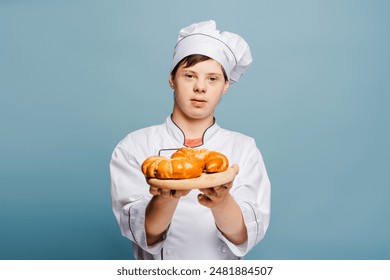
[169,75,175,89]
[222,81,230,95]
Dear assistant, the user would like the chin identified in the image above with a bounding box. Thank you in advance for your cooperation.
[187,112,213,120]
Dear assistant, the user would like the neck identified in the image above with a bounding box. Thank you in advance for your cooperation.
[171,112,215,139]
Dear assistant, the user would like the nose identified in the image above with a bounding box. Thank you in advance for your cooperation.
[193,79,206,93]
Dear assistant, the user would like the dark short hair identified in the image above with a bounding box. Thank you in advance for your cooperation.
[170,54,228,82]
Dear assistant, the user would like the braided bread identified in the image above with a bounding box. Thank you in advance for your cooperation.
[141,148,229,179]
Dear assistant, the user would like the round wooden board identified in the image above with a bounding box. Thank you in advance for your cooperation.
[146,165,239,190]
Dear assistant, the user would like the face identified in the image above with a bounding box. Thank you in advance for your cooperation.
[169,59,229,122]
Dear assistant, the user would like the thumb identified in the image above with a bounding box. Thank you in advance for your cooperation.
[197,193,211,207]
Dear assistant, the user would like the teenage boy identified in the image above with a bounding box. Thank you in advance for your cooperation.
[110,20,270,260]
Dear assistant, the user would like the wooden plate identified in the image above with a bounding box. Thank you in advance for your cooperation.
[146,165,239,190]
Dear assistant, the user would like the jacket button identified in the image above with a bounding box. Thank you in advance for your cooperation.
[221,246,227,253]
[166,249,173,255]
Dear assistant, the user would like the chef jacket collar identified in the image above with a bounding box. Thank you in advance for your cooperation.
[165,115,220,147]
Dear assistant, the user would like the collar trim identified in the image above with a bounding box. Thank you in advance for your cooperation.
[167,115,218,147]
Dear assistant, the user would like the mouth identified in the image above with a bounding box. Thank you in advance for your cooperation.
[190,99,207,107]
[191,98,206,103]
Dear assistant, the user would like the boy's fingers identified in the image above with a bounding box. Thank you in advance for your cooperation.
[149,186,161,195]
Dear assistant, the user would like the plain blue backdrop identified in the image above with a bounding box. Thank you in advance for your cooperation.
[1,0,389,259]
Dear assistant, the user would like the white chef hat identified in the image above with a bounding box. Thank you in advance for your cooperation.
[171,20,253,83]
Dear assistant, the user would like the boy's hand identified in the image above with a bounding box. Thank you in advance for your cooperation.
[197,181,233,209]
[149,185,191,199]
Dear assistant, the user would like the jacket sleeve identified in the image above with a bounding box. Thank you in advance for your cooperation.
[110,141,165,255]
[217,139,271,257]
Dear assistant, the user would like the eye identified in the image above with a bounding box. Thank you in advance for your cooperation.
[185,74,194,79]
[209,76,218,82]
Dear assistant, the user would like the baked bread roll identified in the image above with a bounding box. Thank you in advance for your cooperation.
[141,148,229,179]
[171,148,229,173]
[142,156,204,179]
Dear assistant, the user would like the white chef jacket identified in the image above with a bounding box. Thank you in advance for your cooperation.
[110,116,271,260]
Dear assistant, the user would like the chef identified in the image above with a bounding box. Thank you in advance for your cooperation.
[110,20,271,260]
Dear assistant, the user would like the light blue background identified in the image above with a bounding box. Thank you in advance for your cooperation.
[1,0,389,260]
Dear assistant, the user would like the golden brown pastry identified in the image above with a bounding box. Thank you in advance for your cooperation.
[171,148,229,173]
[141,155,204,179]
[141,148,229,179]
[202,151,229,173]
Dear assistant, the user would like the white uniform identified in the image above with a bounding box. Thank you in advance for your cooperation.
[110,116,271,260]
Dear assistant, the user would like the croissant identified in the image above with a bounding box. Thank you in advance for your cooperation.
[171,148,229,173]
[141,148,229,179]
